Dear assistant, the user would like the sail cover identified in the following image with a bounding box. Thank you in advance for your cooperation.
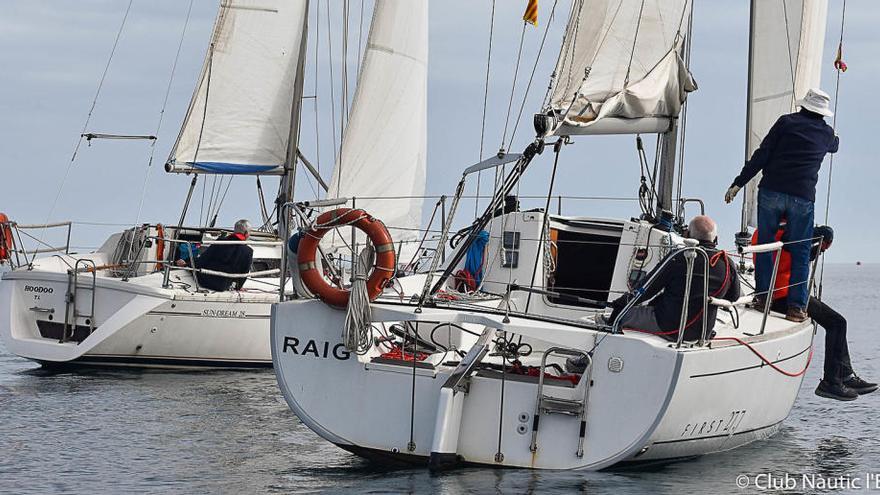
[741,0,828,228]
[326,0,428,251]
[545,0,696,136]
[165,1,308,175]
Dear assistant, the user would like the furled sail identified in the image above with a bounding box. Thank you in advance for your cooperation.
[325,0,428,251]
[544,0,696,136]
[741,0,828,228]
[165,0,309,175]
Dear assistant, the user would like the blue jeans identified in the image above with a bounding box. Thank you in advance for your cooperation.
[756,189,814,309]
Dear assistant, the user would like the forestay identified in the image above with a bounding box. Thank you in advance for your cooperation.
[325,0,428,251]
[165,0,308,175]
[545,0,696,136]
[741,0,828,228]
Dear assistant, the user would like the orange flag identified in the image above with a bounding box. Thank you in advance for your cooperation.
[523,0,538,26]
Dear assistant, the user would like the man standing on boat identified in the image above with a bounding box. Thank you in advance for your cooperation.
[724,88,839,323]
[176,219,254,291]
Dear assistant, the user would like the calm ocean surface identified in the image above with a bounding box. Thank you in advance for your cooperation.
[1,263,878,494]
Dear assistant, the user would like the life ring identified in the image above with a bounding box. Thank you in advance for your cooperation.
[155,224,165,272]
[0,212,13,263]
[298,208,396,308]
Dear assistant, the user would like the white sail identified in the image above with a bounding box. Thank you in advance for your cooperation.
[326,0,428,251]
[741,0,828,228]
[545,0,696,136]
[165,0,309,175]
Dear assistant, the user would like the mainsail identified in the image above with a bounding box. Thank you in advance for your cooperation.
[326,0,428,250]
[545,0,696,136]
[741,0,828,228]
[165,0,309,175]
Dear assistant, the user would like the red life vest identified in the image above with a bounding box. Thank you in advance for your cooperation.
[750,228,791,301]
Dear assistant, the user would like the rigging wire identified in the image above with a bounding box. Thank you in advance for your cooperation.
[313,0,322,192]
[499,22,528,152]
[326,0,339,169]
[209,176,236,227]
[623,0,648,86]
[475,0,497,217]
[132,0,195,229]
[342,0,350,135]
[818,0,847,297]
[509,0,561,147]
[195,40,219,226]
[40,0,134,244]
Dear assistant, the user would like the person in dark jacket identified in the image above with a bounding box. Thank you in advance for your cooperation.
[178,219,254,291]
[724,88,839,323]
[761,224,877,401]
[612,216,741,342]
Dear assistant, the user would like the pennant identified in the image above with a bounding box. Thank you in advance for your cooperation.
[834,42,847,72]
[523,0,538,26]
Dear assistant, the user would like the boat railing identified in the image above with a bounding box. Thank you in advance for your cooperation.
[1,220,73,269]
[611,238,795,347]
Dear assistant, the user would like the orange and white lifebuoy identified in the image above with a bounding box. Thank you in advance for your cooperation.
[155,224,165,272]
[0,212,13,264]
[297,208,396,308]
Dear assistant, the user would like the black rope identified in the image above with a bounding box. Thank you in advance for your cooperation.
[407,323,418,452]
[495,331,508,463]
[525,140,562,313]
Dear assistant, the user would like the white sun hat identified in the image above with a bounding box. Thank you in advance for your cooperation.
[797,88,834,117]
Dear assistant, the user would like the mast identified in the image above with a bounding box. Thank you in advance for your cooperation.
[740,0,756,233]
[656,123,678,215]
[739,0,828,232]
[279,2,310,301]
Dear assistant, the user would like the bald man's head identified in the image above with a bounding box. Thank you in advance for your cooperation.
[688,215,718,243]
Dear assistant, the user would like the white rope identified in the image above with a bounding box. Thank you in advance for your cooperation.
[343,243,374,353]
[177,266,280,279]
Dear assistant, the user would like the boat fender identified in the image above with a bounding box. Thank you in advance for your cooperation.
[0,212,12,264]
[297,208,396,309]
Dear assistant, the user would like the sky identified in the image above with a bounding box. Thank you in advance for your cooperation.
[0,1,877,262]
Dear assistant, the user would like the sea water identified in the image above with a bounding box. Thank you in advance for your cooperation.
[0,264,877,494]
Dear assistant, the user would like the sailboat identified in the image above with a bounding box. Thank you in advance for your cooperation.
[271,0,830,469]
[0,0,427,368]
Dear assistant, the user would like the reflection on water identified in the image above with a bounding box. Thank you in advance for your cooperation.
[0,264,878,493]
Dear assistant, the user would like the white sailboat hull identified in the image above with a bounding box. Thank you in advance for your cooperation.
[271,300,813,469]
[0,268,274,369]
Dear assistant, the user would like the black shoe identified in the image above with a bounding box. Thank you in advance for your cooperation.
[843,375,878,395]
[815,380,859,401]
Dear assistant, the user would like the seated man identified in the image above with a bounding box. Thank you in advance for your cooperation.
[759,223,877,401]
[177,219,254,291]
[611,215,741,342]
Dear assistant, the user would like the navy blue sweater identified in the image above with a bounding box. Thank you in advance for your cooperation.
[733,109,839,202]
[194,235,253,291]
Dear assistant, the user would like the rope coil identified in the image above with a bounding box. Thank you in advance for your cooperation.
[343,244,375,354]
